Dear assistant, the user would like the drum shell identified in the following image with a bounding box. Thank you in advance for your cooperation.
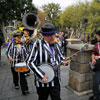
[15,62,29,72]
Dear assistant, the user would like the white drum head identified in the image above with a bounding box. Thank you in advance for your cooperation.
[15,62,27,67]
[39,64,54,83]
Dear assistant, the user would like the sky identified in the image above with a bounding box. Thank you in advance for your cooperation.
[32,0,92,10]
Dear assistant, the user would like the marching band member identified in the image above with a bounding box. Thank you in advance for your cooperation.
[21,27,35,54]
[6,30,29,95]
[21,27,30,43]
[21,27,33,76]
[27,23,69,100]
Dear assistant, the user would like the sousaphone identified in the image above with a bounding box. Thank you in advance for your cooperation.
[22,13,40,30]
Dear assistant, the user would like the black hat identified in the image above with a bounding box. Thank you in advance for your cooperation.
[96,30,100,36]
[13,30,22,37]
[41,23,55,35]
[23,27,29,31]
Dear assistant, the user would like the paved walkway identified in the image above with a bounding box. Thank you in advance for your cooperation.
[0,47,92,100]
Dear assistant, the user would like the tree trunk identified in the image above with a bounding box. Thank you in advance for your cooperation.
[1,21,7,41]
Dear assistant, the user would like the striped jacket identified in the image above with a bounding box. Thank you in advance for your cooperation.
[26,40,34,54]
[27,39,65,87]
[6,41,28,67]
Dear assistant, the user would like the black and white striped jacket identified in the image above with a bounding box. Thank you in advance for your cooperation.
[26,40,34,54]
[6,41,28,67]
[27,39,65,87]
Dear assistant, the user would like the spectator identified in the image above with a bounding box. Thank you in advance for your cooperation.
[89,30,100,100]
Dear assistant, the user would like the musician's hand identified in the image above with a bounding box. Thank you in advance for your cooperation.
[62,60,70,66]
[66,57,70,60]
[92,59,96,65]
[42,74,48,83]
[95,56,99,60]
[21,40,25,42]
[8,57,13,62]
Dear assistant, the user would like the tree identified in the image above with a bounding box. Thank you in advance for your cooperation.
[88,0,100,34]
[59,0,100,39]
[38,10,47,29]
[0,0,38,39]
[60,1,90,29]
[0,0,37,21]
[42,3,62,29]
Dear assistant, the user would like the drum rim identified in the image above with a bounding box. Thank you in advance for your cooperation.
[15,62,27,67]
[14,62,29,72]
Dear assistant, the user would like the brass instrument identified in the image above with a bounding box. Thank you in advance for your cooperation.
[22,13,40,30]
[22,13,40,45]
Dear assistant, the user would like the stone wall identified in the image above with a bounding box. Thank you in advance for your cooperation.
[67,44,94,95]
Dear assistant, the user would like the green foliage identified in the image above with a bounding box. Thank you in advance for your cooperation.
[42,3,62,29]
[60,2,90,29]
[59,0,100,37]
[0,0,38,22]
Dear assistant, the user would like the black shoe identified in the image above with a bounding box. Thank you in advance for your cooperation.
[89,96,100,100]
[22,91,30,95]
[15,85,20,89]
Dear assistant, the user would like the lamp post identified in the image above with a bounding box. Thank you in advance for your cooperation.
[82,18,88,42]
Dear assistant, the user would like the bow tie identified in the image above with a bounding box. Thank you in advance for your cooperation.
[16,43,21,44]
[16,41,21,44]
[49,44,54,47]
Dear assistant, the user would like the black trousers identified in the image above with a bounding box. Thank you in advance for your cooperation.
[11,67,28,92]
[36,77,61,100]
[93,71,100,98]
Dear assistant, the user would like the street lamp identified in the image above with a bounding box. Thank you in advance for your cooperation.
[82,18,88,42]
